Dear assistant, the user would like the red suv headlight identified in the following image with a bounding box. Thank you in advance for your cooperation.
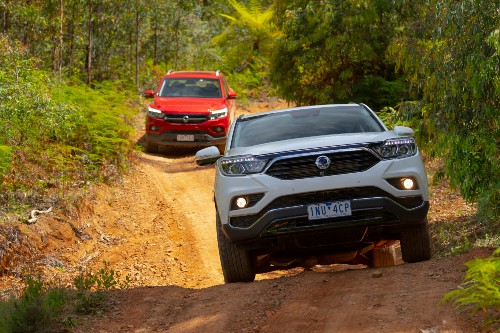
[209,107,227,120]
[148,106,164,119]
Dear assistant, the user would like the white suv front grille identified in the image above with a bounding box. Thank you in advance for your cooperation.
[265,149,380,180]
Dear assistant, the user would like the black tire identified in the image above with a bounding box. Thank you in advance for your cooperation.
[371,245,397,268]
[216,211,255,283]
[400,220,432,263]
[145,138,158,153]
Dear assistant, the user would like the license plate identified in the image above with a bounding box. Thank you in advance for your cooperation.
[177,134,194,141]
[307,200,352,220]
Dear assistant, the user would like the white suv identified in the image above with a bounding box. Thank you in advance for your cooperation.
[196,104,431,283]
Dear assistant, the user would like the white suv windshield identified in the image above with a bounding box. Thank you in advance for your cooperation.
[232,105,385,147]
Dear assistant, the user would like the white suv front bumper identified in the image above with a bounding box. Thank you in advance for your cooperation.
[215,152,429,245]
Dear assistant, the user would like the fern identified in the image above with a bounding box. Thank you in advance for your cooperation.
[442,248,500,330]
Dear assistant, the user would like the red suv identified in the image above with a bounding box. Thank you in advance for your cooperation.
[144,70,237,153]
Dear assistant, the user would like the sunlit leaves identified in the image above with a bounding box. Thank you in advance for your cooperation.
[442,248,500,330]
[389,0,499,219]
[270,0,409,108]
[0,36,137,214]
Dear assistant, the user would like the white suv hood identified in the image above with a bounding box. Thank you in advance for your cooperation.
[227,131,400,157]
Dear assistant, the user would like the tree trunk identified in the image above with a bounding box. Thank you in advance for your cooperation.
[86,0,93,85]
[67,0,77,76]
[135,0,140,87]
[153,10,158,66]
[173,3,180,70]
[55,0,64,74]
[1,0,8,33]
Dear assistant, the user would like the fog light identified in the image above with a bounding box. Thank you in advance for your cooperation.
[403,178,415,190]
[235,197,248,209]
[211,126,224,133]
[150,126,161,131]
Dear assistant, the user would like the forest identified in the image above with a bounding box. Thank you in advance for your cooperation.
[0,1,498,235]
[0,1,499,331]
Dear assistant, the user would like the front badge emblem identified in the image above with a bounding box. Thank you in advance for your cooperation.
[182,115,189,123]
[315,155,331,170]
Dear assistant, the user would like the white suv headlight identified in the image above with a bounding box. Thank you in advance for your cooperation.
[373,137,417,159]
[209,107,228,120]
[148,106,164,119]
[219,155,268,176]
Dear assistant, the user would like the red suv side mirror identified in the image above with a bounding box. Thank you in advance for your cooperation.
[227,91,237,100]
[144,90,155,98]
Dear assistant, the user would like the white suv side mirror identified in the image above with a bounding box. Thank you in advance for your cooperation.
[195,146,221,166]
[394,126,415,136]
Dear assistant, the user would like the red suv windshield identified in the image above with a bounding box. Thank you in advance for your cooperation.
[159,78,222,98]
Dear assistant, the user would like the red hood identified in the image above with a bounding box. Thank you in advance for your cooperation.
[151,97,226,114]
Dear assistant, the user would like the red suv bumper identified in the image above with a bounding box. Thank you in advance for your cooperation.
[146,115,228,148]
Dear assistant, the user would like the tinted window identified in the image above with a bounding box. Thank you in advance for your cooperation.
[232,106,384,147]
[159,78,221,98]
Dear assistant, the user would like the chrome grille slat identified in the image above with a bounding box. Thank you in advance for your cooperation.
[265,149,380,180]
[163,113,208,124]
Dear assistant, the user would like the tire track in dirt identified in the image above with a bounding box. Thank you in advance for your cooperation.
[139,152,223,288]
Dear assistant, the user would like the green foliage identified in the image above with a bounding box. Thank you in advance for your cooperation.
[270,0,412,109]
[0,37,80,149]
[0,276,66,333]
[0,145,12,180]
[51,79,137,172]
[442,248,500,330]
[0,262,129,332]
[73,261,130,315]
[217,0,278,53]
[445,134,499,217]
[389,0,500,220]
[213,0,279,99]
[0,36,139,217]
[430,216,500,258]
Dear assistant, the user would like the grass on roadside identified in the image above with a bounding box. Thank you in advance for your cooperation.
[0,261,129,333]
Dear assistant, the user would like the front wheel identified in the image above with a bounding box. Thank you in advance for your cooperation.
[216,211,255,283]
[400,220,432,263]
[145,138,158,153]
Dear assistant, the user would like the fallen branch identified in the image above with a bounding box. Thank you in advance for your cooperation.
[27,207,53,224]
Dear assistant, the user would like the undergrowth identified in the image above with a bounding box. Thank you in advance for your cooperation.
[376,105,500,258]
[442,248,500,331]
[0,36,141,219]
[0,261,129,333]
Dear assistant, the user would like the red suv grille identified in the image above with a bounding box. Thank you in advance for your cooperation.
[163,113,208,124]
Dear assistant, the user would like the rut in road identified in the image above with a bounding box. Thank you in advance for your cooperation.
[139,152,223,288]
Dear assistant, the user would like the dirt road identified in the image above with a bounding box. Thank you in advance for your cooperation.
[0,100,491,332]
[70,145,487,333]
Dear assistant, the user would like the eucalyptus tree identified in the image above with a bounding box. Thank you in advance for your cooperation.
[389,0,499,220]
[270,0,409,109]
